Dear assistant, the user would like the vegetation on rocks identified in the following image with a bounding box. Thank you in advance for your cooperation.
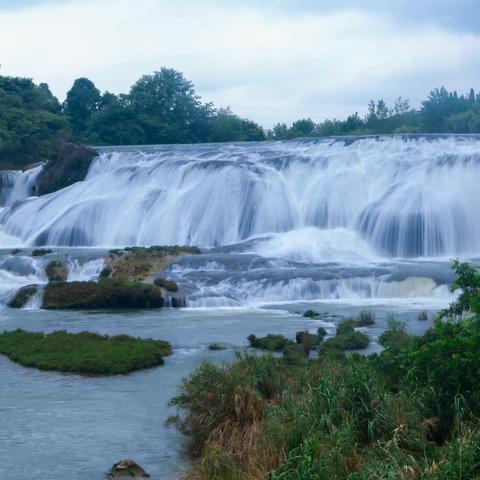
[208,343,227,351]
[104,245,200,282]
[42,279,164,309]
[153,277,178,292]
[247,334,293,351]
[0,329,171,375]
[171,261,480,480]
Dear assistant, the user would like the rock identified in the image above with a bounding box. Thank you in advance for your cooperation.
[35,142,97,196]
[31,248,52,257]
[106,459,150,479]
[153,277,178,292]
[42,279,164,309]
[45,260,69,282]
[8,285,38,308]
[209,342,226,350]
[171,297,186,308]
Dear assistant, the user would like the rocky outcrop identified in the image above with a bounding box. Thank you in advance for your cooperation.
[45,260,69,282]
[34,142,97,195]
[106,459,150,479]
[8,285,38,308]
[42,279,164,309]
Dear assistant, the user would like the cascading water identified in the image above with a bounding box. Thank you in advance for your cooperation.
[0,135,477,307]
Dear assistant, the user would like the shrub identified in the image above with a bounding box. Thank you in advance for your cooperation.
[208,342,226,351]
[303,309,320,318]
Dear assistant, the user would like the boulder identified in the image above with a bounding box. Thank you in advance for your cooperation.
[8,285,38,308]
[45,260,69,282]
[106,459,150,479]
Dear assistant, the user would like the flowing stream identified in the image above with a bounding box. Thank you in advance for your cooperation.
[0,135,479,478]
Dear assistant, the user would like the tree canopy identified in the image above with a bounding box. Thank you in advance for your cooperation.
[2,66,480,170]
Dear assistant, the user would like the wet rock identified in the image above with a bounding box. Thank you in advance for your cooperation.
[106,458,150,479]
[8,285,37,308]
[45,260,69,282]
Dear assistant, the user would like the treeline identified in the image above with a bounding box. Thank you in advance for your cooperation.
[268,88,480,139]
[0,68,265,168]
[2,66,480,169]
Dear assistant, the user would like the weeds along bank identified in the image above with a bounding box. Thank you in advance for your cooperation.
[171,261,480,480]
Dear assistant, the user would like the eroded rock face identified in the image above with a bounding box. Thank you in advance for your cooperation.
[106,459,150,479]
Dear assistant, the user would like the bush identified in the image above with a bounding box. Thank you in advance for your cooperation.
[0,329,171,375]
[303,309,321,318]
[208,342,226,351]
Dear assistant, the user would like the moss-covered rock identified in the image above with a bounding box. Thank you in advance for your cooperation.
[45,260,69,282]
[295,330,321,347]
[8,285,37,308]
[247,333,293,351]
[35,142,97,195]
[0,329,171,375]
[106,459,151,479]
[154,277,178,292]
[42,279,164,309]
[105,245,201,282]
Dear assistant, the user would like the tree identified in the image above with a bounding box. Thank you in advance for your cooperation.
[128,68,214,143]
[63,78,101,134]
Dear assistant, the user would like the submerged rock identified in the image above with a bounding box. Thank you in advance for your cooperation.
[42,279,164,309]
[106,459,150,479]
[8,285,38,308]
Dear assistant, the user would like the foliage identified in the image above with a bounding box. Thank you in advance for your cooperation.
[0,329,171,375]
[0,76,68,168]
[267,86,480,139]
[172,262,480,480]
[248,334,293,351]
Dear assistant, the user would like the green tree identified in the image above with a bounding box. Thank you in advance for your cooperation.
[63,77,101,134]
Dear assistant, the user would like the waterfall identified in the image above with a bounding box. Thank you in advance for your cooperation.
[0,135,478,259]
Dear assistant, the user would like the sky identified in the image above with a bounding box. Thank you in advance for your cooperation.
[1,0,480,127]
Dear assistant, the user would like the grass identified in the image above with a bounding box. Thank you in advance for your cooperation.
[0,329,172,375]
[171,260,480,480]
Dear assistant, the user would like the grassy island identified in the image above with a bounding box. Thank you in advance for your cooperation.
[171,261,480,480]
[0,329,172,375]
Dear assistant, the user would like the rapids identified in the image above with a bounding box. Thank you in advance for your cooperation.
[0,135,477,308]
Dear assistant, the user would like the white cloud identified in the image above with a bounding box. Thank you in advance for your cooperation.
[1,0,479,127]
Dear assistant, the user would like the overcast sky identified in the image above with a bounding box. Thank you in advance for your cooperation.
[1,0,479,127]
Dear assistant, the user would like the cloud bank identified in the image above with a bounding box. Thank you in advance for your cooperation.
[1,0,479,126]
